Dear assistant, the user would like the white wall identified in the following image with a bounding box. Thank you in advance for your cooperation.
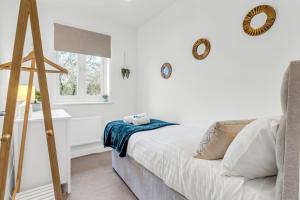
[137,0,300,128]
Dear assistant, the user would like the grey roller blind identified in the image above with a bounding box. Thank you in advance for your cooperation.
[54,23,111,58]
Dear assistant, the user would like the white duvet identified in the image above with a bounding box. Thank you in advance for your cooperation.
[127,125,276,200]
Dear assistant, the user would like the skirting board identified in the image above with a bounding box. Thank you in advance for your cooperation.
[71,143,111,158]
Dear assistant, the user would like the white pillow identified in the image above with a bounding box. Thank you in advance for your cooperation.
[221,117,280,179]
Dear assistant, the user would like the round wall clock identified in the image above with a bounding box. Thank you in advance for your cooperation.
[243,5,276,36]
[192,38,211,60]
[161,63,172,79]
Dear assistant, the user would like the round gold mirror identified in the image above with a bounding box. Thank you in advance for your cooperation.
[243,5,276,36]
[192,38,210,60]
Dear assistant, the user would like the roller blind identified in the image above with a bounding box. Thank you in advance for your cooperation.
[54,23,111,58]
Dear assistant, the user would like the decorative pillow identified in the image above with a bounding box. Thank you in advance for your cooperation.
[195,119,254,160]
[221,117,280,179]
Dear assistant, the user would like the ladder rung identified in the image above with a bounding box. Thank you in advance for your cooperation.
[15,184,55,200]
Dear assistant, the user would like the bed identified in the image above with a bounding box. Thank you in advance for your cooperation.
[112,61,300,200]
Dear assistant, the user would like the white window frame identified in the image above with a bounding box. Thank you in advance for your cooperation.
[54,52,110,104]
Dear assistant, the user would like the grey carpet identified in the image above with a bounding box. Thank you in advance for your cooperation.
[69,151,137,200]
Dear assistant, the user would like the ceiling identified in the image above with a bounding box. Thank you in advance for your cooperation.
[40,0,177,28]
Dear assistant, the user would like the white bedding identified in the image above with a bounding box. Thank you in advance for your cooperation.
[127,125,276,200]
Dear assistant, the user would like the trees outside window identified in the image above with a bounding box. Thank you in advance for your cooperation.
[58,52,78,96]
[56,51,109,103]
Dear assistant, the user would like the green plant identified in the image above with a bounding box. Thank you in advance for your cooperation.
[121,68,130,79]
[35,90,42,102]
[102,94,109,102]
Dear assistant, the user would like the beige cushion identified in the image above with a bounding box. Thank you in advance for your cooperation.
[195,120,254,160]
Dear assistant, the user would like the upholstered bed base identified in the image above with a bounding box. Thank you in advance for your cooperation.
[112,150,187,200]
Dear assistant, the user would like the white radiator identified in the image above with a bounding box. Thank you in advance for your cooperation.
[70,116,106,158]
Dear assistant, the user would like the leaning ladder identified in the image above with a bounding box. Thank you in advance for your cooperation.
[0,0,64,199]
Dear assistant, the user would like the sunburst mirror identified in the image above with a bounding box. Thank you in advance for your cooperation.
[192,38,211,60]
[243,5,276,36]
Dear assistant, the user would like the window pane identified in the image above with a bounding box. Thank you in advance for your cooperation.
[86,55,102,96]
[58,52,78,96]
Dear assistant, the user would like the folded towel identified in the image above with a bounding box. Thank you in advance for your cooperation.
[123,113,147,124]
[123,116,134,124]
[133,116,151,125]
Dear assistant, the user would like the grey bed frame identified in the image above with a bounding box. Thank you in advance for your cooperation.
[112,61,300,200]
[112,150,186,200]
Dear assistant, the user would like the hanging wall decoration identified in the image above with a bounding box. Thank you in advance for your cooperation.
[121,68,130,79]
[161,63,172,79]
[192,38,211,60]
[243,5,276,36]
[121,52,131,79]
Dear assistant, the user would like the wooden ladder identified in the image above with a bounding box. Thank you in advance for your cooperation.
[0,0,64,199]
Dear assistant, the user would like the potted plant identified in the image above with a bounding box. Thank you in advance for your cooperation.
[32,90,42,112]
[121,52,131,79]
[121,68,130,79]
[102,94,109,102]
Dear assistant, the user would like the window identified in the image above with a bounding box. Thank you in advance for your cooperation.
[54,24,111,103]
[56,51,110,103]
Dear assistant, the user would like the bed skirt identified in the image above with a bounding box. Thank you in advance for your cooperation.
[112,150,187,200]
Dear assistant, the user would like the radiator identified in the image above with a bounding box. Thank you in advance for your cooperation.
[70,116,105,158]
[70,116,102,146]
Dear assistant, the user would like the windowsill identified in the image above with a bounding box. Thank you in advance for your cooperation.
[52,101,113,106]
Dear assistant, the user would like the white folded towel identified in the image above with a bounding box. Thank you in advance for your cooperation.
[132,116,150,125]
[123,116,134,124]
[123,113,147,124]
